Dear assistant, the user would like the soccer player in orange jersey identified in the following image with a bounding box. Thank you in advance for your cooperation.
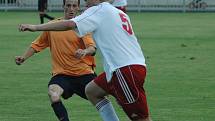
[15,0,96,121]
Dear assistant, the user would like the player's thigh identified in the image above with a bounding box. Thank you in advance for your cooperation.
[112,65,149,120]
[87,72,109,97]
[71,73,97,99]
[111,65,147,103]
[48,74,74,99]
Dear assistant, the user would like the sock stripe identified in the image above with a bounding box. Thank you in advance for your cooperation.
[96,99,119,121]
[96,98,110,111]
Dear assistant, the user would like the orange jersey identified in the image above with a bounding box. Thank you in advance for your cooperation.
[31,20,96,76]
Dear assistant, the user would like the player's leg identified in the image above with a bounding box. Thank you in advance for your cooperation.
[85,73,119,121]
[42,0,54,21]
[39,12,45,24]
[48,75,72,121]
[112,65,152,121]
[43,13,55,20]
[38,0,45,24]
[70,73,97,100]
[39,12,54,23]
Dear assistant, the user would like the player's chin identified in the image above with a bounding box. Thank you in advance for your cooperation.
[67,13,75,19]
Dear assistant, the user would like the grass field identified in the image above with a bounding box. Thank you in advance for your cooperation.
[0,11,215,121]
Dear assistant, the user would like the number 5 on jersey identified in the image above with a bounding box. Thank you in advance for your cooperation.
[119,13,133,35]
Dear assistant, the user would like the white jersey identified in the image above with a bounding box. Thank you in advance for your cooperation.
[112,0,127,7]
[72,2,145,81]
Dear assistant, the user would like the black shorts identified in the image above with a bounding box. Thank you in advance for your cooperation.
[48,73,96,100]
[38,0,47,11]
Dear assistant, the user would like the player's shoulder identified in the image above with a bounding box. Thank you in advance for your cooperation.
[84,2,109,13]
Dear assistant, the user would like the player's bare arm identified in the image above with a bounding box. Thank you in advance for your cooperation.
[19,20,76,32]
[15,47,37,65]
[74,46,96,59]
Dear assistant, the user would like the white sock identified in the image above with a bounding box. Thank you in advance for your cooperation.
[96,98,119,121]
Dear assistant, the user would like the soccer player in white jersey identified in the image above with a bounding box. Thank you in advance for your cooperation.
[109,0,127,13]
[19,0,152,121]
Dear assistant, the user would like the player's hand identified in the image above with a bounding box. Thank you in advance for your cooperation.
[19,24,36,32]
[74,49,87,59]
[15,56,25,65]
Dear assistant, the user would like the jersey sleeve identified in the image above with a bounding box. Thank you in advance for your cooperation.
[71,5,102,37]
[80,33,96,68]
[31,32,50,52]
[81,33,96,48]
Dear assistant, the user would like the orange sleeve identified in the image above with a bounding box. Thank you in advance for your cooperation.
[31,32,50,52]
[81,34,96,48]
[80,34,96,68]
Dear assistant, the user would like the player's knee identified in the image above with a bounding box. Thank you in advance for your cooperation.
[85,81,106,99]
[48,90,61,102]
[48,85,63,102]
[85,82,94,98]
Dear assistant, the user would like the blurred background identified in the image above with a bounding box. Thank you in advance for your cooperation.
[0,0,215,12]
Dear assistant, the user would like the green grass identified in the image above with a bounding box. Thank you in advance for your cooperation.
[0,11,215,121]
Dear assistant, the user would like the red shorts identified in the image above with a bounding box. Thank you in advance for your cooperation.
[116,6,127,13]
[94,65,149,120]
